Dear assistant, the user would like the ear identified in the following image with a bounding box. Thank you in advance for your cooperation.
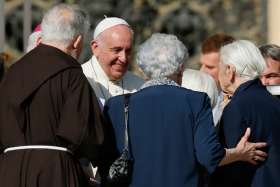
[90,39,99,55]
[227,64,236,83]
[73,34,82,49]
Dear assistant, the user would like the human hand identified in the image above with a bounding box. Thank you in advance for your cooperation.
[235,128,267,165]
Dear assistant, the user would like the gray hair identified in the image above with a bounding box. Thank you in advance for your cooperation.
[41,4,90,48]
[259,44,280,62]
[182,69,218,108]
[26,31,41,52]
[220,40,266,80]
[136,33,188,79]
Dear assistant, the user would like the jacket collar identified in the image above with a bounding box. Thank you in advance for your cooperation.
[231,78,264,100]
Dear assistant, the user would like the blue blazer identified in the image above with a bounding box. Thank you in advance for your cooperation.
[211,79,280,187]
[103,85,225,187]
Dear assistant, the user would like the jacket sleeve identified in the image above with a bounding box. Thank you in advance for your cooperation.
[191,93,225,174]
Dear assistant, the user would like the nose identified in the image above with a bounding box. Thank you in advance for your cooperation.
[119,50,128,63]
[200,65,207,73]
[200,65,204,71]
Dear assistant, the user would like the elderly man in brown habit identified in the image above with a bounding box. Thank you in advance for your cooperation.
[0,4,104,187]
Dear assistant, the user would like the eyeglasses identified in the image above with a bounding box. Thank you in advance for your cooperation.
[239,64,251,77]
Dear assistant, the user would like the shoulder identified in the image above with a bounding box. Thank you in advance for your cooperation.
[138,85,209,109]
[58,67,88,88]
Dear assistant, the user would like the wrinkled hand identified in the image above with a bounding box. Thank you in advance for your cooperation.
[235,128,267,165]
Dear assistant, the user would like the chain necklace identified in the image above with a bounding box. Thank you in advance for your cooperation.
[90,58,124,101]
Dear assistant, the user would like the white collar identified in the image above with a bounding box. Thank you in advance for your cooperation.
[91,56,110,82]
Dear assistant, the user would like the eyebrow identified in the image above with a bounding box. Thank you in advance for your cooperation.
[110,47,122,50]
[262,72,280,77]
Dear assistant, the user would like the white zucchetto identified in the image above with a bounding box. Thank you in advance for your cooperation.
[93,17,130,39]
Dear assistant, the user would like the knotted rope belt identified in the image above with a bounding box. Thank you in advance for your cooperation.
[4,145,73,154]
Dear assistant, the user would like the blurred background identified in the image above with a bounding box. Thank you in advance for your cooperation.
[1,0,280,73]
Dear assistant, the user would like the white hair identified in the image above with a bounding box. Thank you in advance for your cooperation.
[26,31,41,52]
[220,40,266,80]
[182,69,218,108]
[136,33,188,79]
[41,4,90,48]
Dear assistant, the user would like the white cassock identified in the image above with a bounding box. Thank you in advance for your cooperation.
[82,56,145,108]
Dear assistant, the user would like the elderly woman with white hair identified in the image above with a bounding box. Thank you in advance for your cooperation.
[103,34,267,187]
[182,69,220,125]
[210,40,280,187]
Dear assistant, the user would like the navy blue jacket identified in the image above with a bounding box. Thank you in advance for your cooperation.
[103,85,225,187]
[211,79,280,187]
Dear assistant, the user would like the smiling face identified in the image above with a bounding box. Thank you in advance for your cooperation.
[91,25,133,81]
[261,57,280,86]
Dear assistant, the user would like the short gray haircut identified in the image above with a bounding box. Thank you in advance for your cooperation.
[220,40,266,80]
[41,4,90,48]
[136,33,188,79]
[259,44,280,62]
[182,69,218,108]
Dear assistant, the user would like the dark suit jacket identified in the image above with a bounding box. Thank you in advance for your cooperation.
[103,85,225,187]
[211,79,280,187]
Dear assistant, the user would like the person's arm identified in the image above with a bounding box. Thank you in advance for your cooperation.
[219,128,267,166]
[57,68,104,160]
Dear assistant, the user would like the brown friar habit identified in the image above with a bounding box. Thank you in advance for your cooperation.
[0,44,104,187]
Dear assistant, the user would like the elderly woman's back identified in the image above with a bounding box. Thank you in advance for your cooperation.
[103,33,223,187]
[104,84,223,187]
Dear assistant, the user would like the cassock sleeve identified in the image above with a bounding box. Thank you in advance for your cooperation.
[192,94,225,174]
[56,68,104,162]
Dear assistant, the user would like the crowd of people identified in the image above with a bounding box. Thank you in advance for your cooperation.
[0,3,279,187]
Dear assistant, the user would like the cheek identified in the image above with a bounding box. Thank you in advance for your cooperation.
[101,55,117,66]
[270,77,280,85]
[219,71,228,87]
